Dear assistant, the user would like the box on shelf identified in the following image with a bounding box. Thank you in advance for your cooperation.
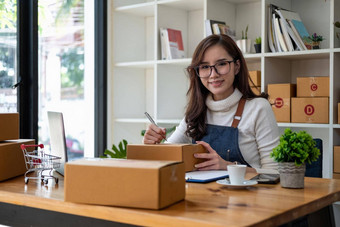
[0,139,35,181]
[64,158,185,209]
[249,71,261,86]
[334,146,340,173]
[0,113,19,141]
[291,97,329,124]
[251,86,261,95]
[268,84,296,123]
[296,77,329,97]
[333,173,340,179]
[338,103,340,124]
[127,144,206,172]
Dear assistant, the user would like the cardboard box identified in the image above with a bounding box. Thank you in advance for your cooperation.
[333,173,340,179]
[297,77,329,97]
[127,144,206,172]
[64,158,185,209]
[0,139,35,181]
[268,84,296,123]
[251,86,261,95]
[291,97,329,123]
[334,146,340,173]
[338,103,340,124]
[249,70,261,86]
[0,113,19,141]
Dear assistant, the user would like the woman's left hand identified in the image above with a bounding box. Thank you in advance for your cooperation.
[194,141,231,170]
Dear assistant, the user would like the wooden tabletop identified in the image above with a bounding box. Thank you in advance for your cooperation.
[1,173,340,227]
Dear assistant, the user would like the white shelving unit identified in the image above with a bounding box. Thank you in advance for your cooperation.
[110,0,340,178]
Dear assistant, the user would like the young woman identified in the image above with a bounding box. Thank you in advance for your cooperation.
[143,34,279,173]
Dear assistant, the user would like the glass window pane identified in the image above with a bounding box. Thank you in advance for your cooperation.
[38,0,94,159]
[0,0,17,113]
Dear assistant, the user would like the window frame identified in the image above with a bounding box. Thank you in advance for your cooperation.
[17,0,107,157]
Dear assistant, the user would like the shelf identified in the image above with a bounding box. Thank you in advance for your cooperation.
[157,58,191,66]
[157,119,182,124]
[114,118,182,125]
[264,49,330,60]
[115,2,155,17]
[111,0,338,178]
[115,118,148,124]
[277,123,330,128]
[157,0,204,11]
[115,61,155,68]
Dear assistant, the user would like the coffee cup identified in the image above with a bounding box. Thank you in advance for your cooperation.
[227,164,246,185]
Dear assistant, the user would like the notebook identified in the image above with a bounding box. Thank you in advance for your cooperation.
[47,111,68,176]
[185,170,229,183]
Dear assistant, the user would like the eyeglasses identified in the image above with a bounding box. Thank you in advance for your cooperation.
[194,60,236,78]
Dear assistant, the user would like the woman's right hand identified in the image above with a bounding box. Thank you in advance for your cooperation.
[143,124,166,144]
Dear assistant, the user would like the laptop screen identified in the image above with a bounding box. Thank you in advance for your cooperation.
[47,111,68,176]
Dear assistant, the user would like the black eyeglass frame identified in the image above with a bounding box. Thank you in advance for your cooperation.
[194,59,237,78]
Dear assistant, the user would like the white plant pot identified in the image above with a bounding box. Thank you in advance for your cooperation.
[236,40,242,52]
[278,162,306,189]
[246,39,251,53]
[236,39,251,54]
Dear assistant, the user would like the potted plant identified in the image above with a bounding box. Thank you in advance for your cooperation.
[307,33,325,49]
[335,21,340,40]
[236,25,251,53]
[254,36,261,53]
[270,128,320,188]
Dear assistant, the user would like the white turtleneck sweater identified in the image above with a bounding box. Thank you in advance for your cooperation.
[167,88,279,172]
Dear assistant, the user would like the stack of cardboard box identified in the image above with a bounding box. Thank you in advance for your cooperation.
[292,77,329,124]
[267,77,329,124]
[0,113,34,181]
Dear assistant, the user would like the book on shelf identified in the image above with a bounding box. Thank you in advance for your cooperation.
[274,16,288,52]
[160,27,185,60]
[276,7,309,50]
[267,5,276,52]
[279,17,294,51]
[272,13,282,52]
[205,19,236,40]
[268,4,309,52]
[205,19,226,36]
[275,8,306,51]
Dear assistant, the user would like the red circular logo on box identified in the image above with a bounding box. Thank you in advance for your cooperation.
[304,104,314,115]
[311,83,318,91]
[275,98,284,108]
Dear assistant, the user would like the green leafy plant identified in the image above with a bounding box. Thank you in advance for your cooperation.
[102,139,127,159]
[241,25,249,40]
[335,21,340,39]
[308,32,324,42]
[270,128,320,166]
[255,37,261,44]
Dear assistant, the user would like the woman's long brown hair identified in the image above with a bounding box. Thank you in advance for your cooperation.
[185,34,268,140]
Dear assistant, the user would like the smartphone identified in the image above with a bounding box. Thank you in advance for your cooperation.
[250,174,280,184]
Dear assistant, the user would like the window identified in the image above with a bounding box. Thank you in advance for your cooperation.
[0,0,17,113]
[38,0,94,159]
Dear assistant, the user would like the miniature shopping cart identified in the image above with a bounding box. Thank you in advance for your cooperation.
[21,144,61,184]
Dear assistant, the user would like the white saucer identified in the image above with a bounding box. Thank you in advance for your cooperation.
[216,179,258,188]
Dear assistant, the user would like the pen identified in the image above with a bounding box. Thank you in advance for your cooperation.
[144,112,167,141]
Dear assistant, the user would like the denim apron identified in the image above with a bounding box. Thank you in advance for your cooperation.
[195,98,250,167]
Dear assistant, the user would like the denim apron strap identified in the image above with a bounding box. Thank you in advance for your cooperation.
[197,97,251,167]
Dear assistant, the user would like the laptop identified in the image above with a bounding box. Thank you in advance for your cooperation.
[47,111,68,176]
